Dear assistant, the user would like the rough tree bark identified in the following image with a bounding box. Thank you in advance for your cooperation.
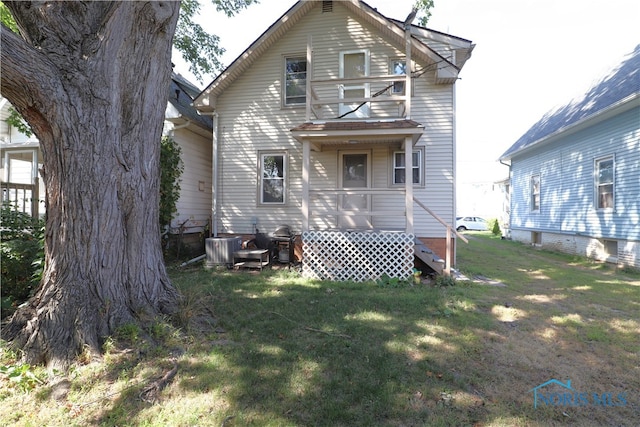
[0,1,182,368]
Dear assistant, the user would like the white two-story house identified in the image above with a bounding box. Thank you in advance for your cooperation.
[194,0,474,280]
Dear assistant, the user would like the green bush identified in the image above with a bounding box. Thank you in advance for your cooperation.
[0,203,44,318]
[487,218,501,236]
[434,274,457,287]
[159,135,183,231]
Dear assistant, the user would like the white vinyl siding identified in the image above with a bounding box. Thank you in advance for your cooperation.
[213,1,458,236]
[172,127,212,230]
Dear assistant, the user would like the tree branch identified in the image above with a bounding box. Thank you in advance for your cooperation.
[0,23,60,137]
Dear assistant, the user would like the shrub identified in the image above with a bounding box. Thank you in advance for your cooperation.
[434,274,457,287]
[487,218,501,236]
[0,203,44,318]
[159,135,183,232]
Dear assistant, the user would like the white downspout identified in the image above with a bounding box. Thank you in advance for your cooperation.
[211,112,219,237]
[196,111,219,237]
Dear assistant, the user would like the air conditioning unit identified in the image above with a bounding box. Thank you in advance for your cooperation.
[205,237,241,268]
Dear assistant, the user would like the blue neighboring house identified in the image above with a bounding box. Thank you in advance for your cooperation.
[499,45,640,269]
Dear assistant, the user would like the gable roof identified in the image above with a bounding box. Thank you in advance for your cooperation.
[193,0,473,111]
[500,44,640,161]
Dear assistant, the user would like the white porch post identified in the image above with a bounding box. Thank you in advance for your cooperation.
[302,139,310,231]
[404,16,412,119]
[306,35,312,122]
[404,136,414,234]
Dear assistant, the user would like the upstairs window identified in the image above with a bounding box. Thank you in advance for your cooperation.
[390,59,406,94]
[392,149,423,185]
[595,156,614,209]
[531,175,540,211]
[259,152,287,205]
[284,57,306,106]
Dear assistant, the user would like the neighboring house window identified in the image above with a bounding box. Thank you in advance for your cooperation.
[530,175,540,211]
[595,156,614,209]
[392,149,423,185]
[259,152,287,205]
[284,57,306,106]
[390,59,406,94]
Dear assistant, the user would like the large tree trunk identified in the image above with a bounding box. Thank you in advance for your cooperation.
[1,1,182,368]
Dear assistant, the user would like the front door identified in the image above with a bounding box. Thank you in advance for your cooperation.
[339,152,372,228]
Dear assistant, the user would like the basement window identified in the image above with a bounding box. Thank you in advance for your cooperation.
[603,239,618,258]
[531,232,541,246]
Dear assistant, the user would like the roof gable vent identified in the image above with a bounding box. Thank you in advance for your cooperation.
[322,1,333,13]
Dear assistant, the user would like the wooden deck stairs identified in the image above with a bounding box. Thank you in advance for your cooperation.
[414,240,444,275]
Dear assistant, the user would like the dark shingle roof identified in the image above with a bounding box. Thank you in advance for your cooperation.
[168,73,213,130]
[500,44,640,160]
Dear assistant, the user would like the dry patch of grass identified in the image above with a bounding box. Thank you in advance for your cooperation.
[1,235,639,426]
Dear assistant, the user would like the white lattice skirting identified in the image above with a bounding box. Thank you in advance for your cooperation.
[302,230,415,282]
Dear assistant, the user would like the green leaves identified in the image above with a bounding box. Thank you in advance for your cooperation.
[0,2,19,33]
[176,0,257,82]
[5,107,33,138]
[412,0,434,26]
[0,363,45,392]
[159,136,183,230]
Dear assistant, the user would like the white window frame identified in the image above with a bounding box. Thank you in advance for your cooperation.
[389,58,406,95]
[339,49,370,118]
[258,151,287,206]
[391,148,424,186]
[283,55,307,107]
[530,174,540,212]
[595,156,614,210]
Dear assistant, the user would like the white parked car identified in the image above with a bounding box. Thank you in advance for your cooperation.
[456,216,488,232]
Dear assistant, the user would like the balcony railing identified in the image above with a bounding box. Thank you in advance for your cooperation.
[1,181,40,218]
[306,75,410,122]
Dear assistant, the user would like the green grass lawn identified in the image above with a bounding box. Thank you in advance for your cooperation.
[1,233,639,426]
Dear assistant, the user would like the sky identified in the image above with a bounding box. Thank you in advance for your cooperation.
[173,0,640,187]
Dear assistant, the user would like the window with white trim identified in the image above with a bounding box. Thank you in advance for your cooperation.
[595,156,614,209]
[531,174,540,211]
[259,152,287,205]
[339,50,369,118]
[392,149,423,185]
[284,56,306,106]
[390,59,406,94]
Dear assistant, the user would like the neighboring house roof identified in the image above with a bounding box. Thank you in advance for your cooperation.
[166,73,213,130]
[500,44,640,160]
[193,0,474,111]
